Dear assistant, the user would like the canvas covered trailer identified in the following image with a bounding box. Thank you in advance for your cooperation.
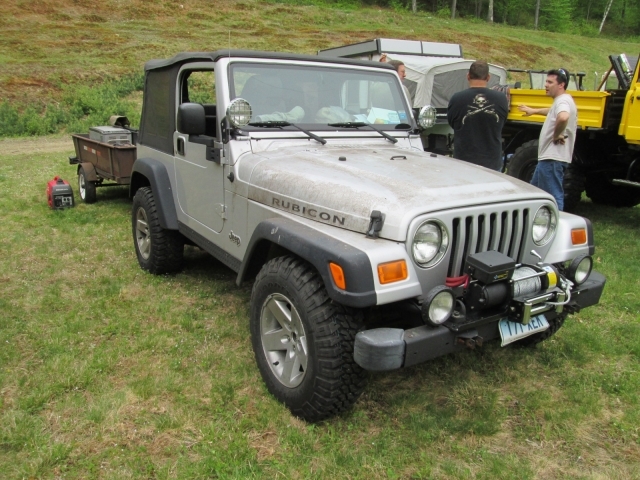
[319,39,507,155]
[318,38,507,109]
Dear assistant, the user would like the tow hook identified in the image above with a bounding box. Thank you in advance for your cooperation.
[456,331,484,350]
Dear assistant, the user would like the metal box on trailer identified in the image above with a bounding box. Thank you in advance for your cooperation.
[89,126,133,145]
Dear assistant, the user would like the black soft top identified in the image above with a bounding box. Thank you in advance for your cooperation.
[139,50,397,154]
[144,49,396,71]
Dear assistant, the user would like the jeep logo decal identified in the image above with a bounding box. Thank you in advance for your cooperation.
[272,198,345,226]
[229,231,241,246]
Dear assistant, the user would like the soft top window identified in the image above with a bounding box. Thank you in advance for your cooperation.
[229,62,412,130]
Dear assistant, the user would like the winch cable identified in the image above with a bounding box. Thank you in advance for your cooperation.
[512,267,541,297]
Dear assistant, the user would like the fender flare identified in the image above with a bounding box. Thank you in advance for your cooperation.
[237,218,377,309]
[129,157,179,230]
[77,162,98,182]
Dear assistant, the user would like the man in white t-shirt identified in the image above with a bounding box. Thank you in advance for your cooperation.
[518,68,577,211]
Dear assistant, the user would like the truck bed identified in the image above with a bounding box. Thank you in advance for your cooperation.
[507,89,610,130]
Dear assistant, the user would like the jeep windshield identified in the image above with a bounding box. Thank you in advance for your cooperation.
[229,62,412,131]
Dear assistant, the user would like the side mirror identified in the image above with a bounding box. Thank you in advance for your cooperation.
[177,103,206,135]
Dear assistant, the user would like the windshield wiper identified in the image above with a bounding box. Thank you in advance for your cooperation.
[328,122,398,144]
[247,121,327,145]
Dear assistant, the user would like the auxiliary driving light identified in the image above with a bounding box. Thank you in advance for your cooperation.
[422,286,454,327]
[226,98,252,127]
[567,254,592,286]
[417,105,437,129]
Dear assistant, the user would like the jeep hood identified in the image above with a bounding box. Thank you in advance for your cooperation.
[242,143,552,241]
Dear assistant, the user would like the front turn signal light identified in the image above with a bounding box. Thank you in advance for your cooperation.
[571,228,587,245]
[329,262,346,290]
[378,260,408,284]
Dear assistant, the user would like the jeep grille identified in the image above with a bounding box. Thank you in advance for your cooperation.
[447,207,530,277]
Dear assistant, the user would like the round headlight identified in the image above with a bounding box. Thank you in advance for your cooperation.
[412,220,449,267]
[532,205,557,246]
[422,286,454,326]
[418,105,436,129]
[567,254,592,285]
[226,98,252,128]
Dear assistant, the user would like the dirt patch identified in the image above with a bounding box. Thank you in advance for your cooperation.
[0,136,73,156]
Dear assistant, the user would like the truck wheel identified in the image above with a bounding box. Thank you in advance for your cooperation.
[585,175,640,207]
[508,141,586,211]
[78,166,97,204]
[563,163,586,213]
[507,140,538,182]
[250,255,367,422]
[132,187,184,274]
[515,314,566,347]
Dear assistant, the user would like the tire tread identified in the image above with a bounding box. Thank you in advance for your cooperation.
[132,187,184,274]
[251,256,367,422]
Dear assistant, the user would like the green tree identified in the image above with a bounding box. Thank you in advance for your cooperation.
[541,0,574,32]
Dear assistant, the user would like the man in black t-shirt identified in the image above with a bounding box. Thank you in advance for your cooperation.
[447,61,508,171]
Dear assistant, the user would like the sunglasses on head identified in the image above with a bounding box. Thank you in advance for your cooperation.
[556,68,568,83]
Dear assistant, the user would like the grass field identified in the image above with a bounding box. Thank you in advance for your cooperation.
[3,0,638,87]
[0,136,639,478]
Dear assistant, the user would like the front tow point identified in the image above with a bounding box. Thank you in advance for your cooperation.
[455,330,484,349]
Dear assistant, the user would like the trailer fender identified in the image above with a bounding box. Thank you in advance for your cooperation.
[237,217,377,309]
[129,157,179,230]
[77,162,98,182]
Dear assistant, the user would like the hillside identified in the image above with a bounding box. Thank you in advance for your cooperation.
[0,0,638,134]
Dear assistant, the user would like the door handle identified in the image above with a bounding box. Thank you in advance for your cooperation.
[177,137,185,156]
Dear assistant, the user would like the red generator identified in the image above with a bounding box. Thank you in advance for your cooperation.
[46,176,75,209]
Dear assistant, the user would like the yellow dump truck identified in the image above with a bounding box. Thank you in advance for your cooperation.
[503,54,640,210]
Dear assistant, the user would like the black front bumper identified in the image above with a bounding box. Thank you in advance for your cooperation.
[354,271,606,372]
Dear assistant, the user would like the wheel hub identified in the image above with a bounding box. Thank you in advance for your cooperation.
[260,293,308,388]
[135,207,151,260]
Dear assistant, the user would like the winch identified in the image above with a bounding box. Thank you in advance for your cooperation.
[420,250,591,331]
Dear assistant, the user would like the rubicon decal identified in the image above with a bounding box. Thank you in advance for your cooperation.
[272,198,345,226]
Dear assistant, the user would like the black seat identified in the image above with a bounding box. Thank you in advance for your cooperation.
[240,75,287,116]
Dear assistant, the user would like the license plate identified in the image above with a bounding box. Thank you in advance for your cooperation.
[499,315,550,347]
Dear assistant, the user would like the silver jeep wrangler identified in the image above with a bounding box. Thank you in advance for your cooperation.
[129,50,605,422]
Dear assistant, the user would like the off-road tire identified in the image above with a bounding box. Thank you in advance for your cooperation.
[515,313,566,347]
[507,139,539,183]
[585,175,640,208]
[78,166,97,204]
[132,187,184,274]
[250,255,367,422]
[562,163,586,213]
[507,140,585,211]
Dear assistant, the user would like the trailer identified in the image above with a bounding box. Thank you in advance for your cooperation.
[319,38,507,154]
[68,117,137,203]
